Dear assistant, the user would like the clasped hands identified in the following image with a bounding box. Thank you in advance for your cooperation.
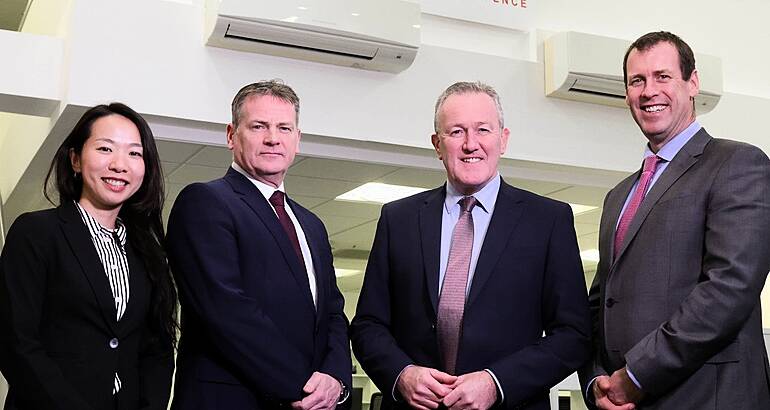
[397,365,497,410]
[291,371,341,410]
[592,367,643,410]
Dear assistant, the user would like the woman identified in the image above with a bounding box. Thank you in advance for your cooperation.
[0,103,178,409]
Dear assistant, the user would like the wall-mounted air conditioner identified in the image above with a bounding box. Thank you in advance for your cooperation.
[205,0,421,74]
[544,31,723,114]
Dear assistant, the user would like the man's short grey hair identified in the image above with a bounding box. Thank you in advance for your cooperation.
[231,80,300,128]
[433,81,505,133]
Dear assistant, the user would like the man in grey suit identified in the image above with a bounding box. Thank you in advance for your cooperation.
[579,31,770,409]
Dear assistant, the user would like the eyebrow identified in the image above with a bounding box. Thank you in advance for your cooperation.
[93,137,143,148]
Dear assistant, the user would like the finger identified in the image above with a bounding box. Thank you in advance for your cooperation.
[299,391,324,410]
[442,386,462,408]
[429,369,459,385]
[596,376,611,391]
[303,373,321,393]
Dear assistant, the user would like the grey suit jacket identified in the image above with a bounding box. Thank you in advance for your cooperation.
[579,128,770,409]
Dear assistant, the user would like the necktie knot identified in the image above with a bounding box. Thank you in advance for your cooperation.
[459,196,477,213]
[642,155,661,174]
[269,190,286,208]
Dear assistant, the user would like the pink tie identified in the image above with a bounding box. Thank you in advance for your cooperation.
[614,155,661,259]
[437,196,477,375]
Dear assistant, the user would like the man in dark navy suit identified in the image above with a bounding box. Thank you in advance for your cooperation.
[350,81,591,410]
[167,80,351,409]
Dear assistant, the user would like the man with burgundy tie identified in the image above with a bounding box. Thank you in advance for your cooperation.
[167,80,351,409]
[579,31,770,410]
[351,81,591,410]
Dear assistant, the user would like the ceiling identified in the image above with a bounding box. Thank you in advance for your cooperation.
[157,139,607,292]
[0,0,30,31]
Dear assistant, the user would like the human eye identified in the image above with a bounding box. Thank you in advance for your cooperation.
[129,150,143,158]
[628,77,643,87]
[477,127,491,135]
[251,123,266,130]
[96,146,112,153]
[279,126,293,133]
[448,128,465,137]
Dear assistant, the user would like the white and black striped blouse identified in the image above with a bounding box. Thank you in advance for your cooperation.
[75,202,130,395]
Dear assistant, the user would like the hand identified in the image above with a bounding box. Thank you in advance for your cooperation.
[592,375,636,410]
[606,367,643,406]
[396,365,457,410]
[442,371,497,410]
[291,372,341,410]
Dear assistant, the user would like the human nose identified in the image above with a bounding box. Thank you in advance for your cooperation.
[641,80,659,99]
[463,131,480,152]
[264,126,280,145]
[109,153,128,173]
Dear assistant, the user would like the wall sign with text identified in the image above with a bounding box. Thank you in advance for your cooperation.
[421,0,535,31]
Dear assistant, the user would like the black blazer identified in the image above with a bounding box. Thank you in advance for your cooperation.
[351,179,591,409]
[166,168,351,410]
[0,202,174,410]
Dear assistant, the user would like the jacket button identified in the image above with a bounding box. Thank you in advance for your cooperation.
[606,298,617,308]
[109,338,119,349]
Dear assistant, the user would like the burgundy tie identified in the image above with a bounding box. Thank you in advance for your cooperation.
[437,196,477,375]
[269,191,305,267]
[614,155,661,259]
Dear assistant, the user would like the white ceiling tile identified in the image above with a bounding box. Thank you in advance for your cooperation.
[574,208,602,225]
[156,140,202,163]
[162,161,180,176]
[375,167,447,189]
[188,146,233,167]
[318,215,372,236]
[289,158,398,182]
[548,185,610,207]
[329,220,378,252]
[284,175,360,199]
[167,164,226,183]
[312,200,383,219]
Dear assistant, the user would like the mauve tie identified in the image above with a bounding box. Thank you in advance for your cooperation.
[614,155,661,259]
[437,196,477,375]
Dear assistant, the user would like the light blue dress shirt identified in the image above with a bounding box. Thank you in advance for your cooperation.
[439,173,501,295]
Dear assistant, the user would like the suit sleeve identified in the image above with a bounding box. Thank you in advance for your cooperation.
[349,205,415,395]
[578,194,614,408]
[486,203,592,407]
[624,144,770,397]
[137,322,174,409]
[0,214,94,410]
[166,183,311,401]
[313,219,353,389]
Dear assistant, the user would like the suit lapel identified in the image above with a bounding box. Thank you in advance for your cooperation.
[58,203,118,334]
[118,240,148,335]
[612,129,711,268]
[466,181,525,308]
[419,186,446,314]
[225,168,315,312]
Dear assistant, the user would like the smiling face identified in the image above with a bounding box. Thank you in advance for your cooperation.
[625,41,699,151]
[70,114,145,217]
[432,92,509,195]
[227,94,300,188]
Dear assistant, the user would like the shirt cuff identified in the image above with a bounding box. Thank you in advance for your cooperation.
[586,376,599,403]
[625,366,642,389]
[483,369,504,404]
[392,364,414,401]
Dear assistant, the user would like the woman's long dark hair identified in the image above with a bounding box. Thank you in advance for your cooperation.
[44,103,178,347]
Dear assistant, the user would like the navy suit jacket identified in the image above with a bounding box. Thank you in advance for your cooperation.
[0,202,173,410]
[167,168,351,409]
[350,178,591,409]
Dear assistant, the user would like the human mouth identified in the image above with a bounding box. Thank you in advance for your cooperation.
[461,157,482,163]
[102,177,128,191]
[642,104,667,113]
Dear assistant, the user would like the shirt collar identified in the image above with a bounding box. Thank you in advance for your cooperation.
[232,161,287,201]
[644,120,701,162]
[74,201,127,246]
[444,173,501,214]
